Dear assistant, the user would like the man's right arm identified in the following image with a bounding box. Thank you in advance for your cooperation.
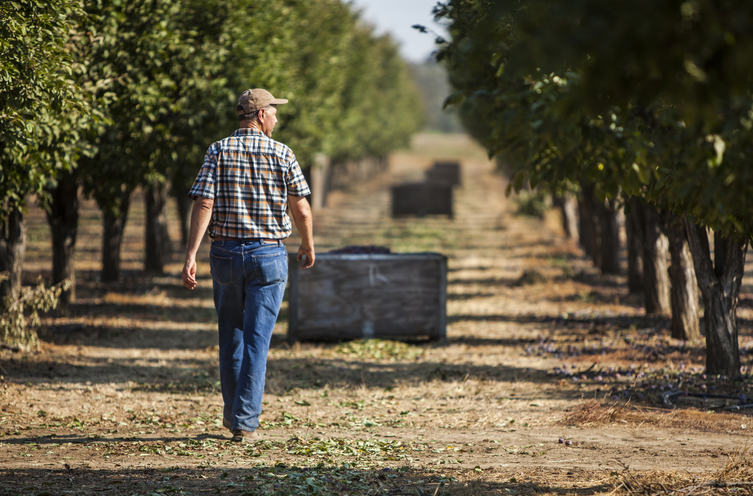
[289,195,314,269]
[181,197,214,289]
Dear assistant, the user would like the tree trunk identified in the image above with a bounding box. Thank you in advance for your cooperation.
[685,221,747,377]
[578,184,618,274]
[637,203,671,316]
[665,213,701,341]
[173,181,192,248]
[577,196,593,258]
[625,200,644,294]
[46,172,79,306]
[553,194,579,243]
[0,207,27,307]
[144,183,172,274]
[596,197,620,274]
[578,183,602,268]
[101,189,132,283]
[713,231,727,279]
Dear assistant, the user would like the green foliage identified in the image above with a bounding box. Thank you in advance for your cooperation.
[77,0,423,204]
[2,0,423,321]
[248,0,424,164]
[514,190,550,219]
[435,0,753,238]
[0,0,103,217]
[335,339,424,361]
[76,0,232,213]
[325,31,421,160]
[3,0,423,214]
[0,274,70,349]
[240,462,392,496]
[514,1,753,123]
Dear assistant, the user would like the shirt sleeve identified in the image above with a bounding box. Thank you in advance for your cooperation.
[188,144,219,200]
[285,151,312,197]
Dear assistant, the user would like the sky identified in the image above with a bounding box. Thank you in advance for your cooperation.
[348,0,448,63]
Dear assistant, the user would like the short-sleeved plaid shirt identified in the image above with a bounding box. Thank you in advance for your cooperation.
[188,128,311,239]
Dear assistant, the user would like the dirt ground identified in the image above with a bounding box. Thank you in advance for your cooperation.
[2,134,753,495]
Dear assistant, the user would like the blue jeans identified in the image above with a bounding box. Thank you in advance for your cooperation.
[209,239,287,432]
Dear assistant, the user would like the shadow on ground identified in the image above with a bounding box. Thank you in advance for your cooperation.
[0,466,614,496]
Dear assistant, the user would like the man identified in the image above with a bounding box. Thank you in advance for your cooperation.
[181,88,315,442]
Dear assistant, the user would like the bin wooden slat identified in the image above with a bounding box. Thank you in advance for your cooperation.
[391,182,453,218]
[288,253,447,343]
[426,160,461,187]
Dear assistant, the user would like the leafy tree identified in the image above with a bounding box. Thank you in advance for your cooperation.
[171,0,423,215]
[0,274,70,350]
[435,0,752,375]
[330,29,424,161]
[138,0,234,273]
[78,0,233,278]
[1,0,101,306]
[36,0,423,292]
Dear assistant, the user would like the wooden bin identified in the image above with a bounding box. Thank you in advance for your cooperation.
[425,160,461,187]
[391,182,453,218]
[287,253,447,343]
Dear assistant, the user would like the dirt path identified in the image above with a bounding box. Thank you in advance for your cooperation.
[1,134,752,495]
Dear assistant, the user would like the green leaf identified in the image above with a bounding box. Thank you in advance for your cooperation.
[442,90,465,109]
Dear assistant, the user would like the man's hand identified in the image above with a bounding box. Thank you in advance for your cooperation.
[181,197,213,290]
[297,244,315,269]
[182,258,197,289]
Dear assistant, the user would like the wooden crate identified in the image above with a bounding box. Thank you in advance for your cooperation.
[425,160,461,187]
[287,253,447,343]
[390,182,453,218]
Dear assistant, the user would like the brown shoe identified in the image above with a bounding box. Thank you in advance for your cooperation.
[231,429,258,443]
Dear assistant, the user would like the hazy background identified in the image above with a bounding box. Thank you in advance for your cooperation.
[349,0,462,133]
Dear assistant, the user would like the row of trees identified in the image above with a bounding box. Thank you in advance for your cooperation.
[436,0,753,376]
[1,0,423,345]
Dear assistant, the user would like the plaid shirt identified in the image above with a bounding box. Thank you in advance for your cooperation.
[188,128,311,239]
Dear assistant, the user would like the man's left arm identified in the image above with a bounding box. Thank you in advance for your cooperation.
[181,197,214,289]
[283,149,314,268]
[289,195,314,269]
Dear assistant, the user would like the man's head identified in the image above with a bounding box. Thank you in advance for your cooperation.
[237,88,288,137]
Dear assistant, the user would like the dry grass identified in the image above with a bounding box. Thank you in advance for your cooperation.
[609,445,753,495]
[565,399,747,432]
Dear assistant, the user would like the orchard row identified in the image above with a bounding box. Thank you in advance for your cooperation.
[1,0,423,346]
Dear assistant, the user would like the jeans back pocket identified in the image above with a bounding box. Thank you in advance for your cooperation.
[254,253,285,285]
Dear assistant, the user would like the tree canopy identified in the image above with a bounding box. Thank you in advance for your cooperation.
[435,0,753,376]
[436,0,753,238]
[1,0,424,345]
[1,0,423,217]
[0,0,103,216]
[74,0,423,209]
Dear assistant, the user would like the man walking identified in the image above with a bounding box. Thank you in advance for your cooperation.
[181,88,315,442]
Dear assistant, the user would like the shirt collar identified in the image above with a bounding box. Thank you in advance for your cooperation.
[233,127,265,137]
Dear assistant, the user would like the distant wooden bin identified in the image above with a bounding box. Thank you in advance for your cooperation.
[391,182,453,218]
[287,253,447,343]
[425,161,461,187]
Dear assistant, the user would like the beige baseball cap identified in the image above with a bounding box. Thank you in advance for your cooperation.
[236,88,288,115]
